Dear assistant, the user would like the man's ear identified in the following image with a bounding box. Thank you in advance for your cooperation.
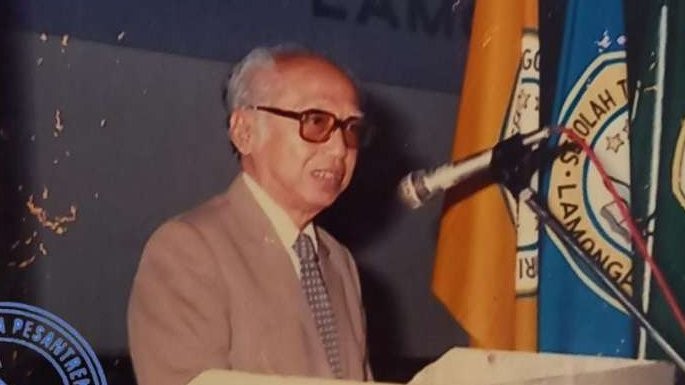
[229,110,253,155]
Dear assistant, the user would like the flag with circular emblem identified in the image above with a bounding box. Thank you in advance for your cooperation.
[538,0,636,357]
[432,0,539,351]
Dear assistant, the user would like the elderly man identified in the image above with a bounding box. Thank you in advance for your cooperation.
[127,46,372,385]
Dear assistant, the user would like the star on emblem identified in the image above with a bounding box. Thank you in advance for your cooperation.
[606,133,625,153]
[596,30,611,52]
[516,89,530,109]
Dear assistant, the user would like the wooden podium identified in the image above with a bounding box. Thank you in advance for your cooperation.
[187,347,675,385]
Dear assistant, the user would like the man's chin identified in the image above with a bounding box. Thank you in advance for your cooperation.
[303,190,341,212]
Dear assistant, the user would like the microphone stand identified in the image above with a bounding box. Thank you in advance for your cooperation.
[495,141,685,373]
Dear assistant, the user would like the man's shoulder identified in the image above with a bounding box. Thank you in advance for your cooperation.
[142,191,232,252]
[172,176,252,229]
[144,178,249,247]
[176,190,232,227]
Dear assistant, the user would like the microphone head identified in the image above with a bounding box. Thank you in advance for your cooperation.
[398,170,429,209]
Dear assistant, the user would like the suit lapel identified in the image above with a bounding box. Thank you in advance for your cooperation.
[224,177,331,373]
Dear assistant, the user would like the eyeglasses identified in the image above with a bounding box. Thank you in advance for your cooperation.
[248,105,370,148]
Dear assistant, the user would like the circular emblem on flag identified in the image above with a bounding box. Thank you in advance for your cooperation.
[499,30,541,297]
[546,51,633,312]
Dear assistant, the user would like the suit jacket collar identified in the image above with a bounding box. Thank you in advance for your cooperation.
[222,176,336,376]
[225,176,330,260]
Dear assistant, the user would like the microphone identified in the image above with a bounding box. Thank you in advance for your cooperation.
[398,127,552,209]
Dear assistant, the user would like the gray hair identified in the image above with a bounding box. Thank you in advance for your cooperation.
[223,44,311,113]
[222,44,361,113]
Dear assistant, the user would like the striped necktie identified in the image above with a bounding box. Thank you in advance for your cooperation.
[293,233,342,378]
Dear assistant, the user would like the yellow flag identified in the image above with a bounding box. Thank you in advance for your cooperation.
[432,0,538,350]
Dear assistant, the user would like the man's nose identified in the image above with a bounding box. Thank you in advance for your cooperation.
[323,127,348,156]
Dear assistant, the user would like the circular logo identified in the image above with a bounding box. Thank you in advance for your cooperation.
[0,302,107,385]
[499,30,541,297]
[546,51,633,312]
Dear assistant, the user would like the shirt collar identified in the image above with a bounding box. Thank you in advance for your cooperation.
[242,173,318,252]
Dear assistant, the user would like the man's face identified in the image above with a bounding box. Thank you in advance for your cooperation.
[244,57,360,218]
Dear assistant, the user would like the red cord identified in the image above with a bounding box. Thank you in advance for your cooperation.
[557,127,685,337]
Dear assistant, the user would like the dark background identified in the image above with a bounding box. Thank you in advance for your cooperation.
[0,0,643,384]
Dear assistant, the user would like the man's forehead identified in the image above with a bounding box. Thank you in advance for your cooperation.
[267,56,360,108]
[273,55,352,84]
[274,54,342,73]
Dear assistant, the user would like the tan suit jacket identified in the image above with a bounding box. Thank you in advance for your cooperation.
[128,177,371,385]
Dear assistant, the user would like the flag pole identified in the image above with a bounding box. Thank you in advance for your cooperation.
[516,186,685,373]
[489,136,685,372]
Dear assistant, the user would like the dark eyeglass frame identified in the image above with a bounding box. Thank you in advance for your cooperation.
[248,105,368,148]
